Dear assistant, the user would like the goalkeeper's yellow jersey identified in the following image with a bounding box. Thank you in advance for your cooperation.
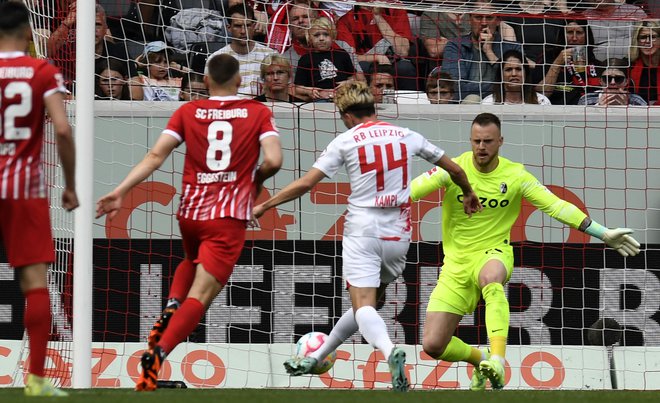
[411,152,588,260]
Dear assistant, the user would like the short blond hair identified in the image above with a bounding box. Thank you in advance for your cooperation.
[260,54,292,80]
[630,20,660,62]
[334,81,375,114]
[307,16,336,42]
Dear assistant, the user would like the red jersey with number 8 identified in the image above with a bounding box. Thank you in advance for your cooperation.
[0,53,66,200]
[163,95,279,221]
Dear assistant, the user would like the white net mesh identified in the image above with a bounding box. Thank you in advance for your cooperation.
[12,0,660,390]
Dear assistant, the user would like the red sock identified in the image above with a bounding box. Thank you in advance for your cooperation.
[168,260,196,302]
[158,298,204,354]
[24,288,50,377]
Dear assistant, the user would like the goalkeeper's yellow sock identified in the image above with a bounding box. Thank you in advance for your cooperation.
[438,336,472,363]
[468,346,488,367]
[482,282,509,359]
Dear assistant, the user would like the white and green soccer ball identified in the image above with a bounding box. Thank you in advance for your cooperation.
[295,332,337,374]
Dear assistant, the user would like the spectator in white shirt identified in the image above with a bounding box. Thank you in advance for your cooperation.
[207,4,275,98]
[482,49,551,105]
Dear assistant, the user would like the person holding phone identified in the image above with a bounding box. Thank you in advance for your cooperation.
[577,62,647,106]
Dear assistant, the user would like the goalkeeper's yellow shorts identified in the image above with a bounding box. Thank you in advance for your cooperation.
[427,248,514,315]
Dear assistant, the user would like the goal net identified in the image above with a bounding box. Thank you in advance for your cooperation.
[10,0,660,390]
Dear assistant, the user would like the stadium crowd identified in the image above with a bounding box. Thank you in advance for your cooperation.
[22,0,660,105]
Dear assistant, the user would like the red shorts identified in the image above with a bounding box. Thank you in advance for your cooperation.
[178,217,247,285]
[0,198,55,268]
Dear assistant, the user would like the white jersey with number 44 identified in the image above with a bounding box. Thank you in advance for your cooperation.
[313,120,444,240]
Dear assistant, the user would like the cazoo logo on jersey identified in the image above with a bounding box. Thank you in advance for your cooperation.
[457,194,510,208]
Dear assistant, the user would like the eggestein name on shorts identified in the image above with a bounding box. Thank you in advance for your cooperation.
[197,171,237,184]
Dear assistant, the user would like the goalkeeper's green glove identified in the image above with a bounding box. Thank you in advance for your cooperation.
[586,221,641,257]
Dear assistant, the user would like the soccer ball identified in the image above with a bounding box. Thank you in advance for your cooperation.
[295,332,337,374]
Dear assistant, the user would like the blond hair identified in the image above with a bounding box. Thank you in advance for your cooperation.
[260,54,292,80]
[307,16,336,42]
[630,20,660,62]
[334,81,374,113]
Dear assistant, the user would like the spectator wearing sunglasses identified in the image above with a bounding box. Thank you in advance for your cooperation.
[578,63,647,106]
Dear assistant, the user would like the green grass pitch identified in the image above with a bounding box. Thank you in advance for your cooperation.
[1,389,659,403]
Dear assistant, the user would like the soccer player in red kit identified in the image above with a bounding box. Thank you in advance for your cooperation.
[0,2,77,397]
[96,53,283,391]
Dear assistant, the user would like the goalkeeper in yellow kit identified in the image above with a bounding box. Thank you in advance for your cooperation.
[410,113,641,391]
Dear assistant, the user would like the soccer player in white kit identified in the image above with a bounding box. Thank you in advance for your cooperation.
[252,81,481,391]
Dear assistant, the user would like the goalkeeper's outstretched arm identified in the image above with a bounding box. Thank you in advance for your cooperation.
[522,170,641,257]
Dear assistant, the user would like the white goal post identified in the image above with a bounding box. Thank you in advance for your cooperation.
[72,0,95,389]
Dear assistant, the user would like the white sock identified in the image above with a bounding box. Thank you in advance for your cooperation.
[355,306,394,361]
[481,350,489,362]
[309,308,358,361]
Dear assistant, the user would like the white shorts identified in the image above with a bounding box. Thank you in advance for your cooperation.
[342,236,410,288]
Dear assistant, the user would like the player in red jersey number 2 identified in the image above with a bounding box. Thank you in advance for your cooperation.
[252,81,482,392]
[96,54,283,391]
[0,2,77,397]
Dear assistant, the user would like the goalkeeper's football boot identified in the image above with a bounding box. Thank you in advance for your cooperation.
[283,357,318,376]
[470,349,490,391]
[148,305,178,350]
[479,357,505,390]
[24,374,68,397]
[135,346,164,392]
[388,347,409,392]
